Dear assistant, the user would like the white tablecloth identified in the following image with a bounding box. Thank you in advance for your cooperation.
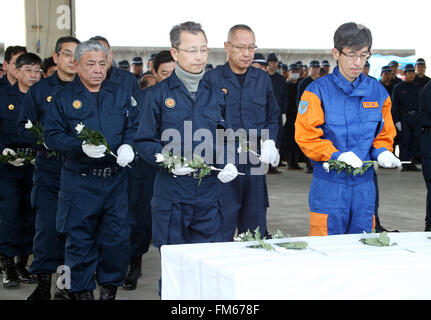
[161,232,431,300]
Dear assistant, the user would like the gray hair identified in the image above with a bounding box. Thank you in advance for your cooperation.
[74,40,108,62]
[169,21,207,48]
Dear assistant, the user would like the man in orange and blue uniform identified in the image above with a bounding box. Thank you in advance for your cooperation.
[295,22,400,236]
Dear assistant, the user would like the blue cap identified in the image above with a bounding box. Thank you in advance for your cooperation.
[381,65,392,73]
[404,64,415,72]
[117,59,130,69]
[416,58,426,65]
[267,53,278,62]
[288,63,299,71]
[389,60,398,67]
[321,60,330,67]
[148,54,156,61]
[253,53,268,66]
[309,60,320,68]
[131,56,143,65]
[281,64,288,71]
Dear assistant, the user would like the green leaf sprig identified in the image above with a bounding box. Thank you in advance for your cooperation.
[75,122,111,154]
[325,159,376,176]
[359,231,397,247]
[238,227,308,251]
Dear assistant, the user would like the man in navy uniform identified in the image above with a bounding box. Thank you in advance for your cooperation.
[18,36,80,300]
[414,58,430,89]
[419,80,431,231]
[44,40,137,300]
[133,21,238,251]
[0,53,42,288]
[0,46,27,89]
[391,64,422,171]
[204,24,280,240]
[266,52,287,173]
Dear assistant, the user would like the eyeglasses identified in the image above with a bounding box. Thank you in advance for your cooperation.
[57,51,74,58]
[19,68,42,74]
[175,47,210,55]
[341,51,371,62]
[228,42,258,52]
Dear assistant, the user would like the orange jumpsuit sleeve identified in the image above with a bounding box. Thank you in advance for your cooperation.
[372,96,396,153]
[294,90,339,162]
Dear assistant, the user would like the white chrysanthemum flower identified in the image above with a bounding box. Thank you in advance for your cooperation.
[237,144,243,154]
[323,162,330,173]
[25,120,33,129]
[75,122,85,134]
[155,153,165,163]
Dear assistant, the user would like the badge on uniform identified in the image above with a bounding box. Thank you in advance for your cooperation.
[72,100,82,109]
[8,104,14,111]
[131,96,138,107]
[362,101,379,108]
[298,100,308,115]
[222,88,228,95]
[46,96,52,103]
[165,98,176,109]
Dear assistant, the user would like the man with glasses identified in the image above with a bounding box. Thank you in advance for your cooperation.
[133,21,237,256]
[44,40,137,300]
[204,24,280,241]
[0,46,27,89]
[295,22,399,236]
[0,52,42,289]
[17,36,80,300]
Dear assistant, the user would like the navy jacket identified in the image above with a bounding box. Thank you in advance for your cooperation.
[0,83,32,151]
[44,76,138,167]
[204,62,280,142]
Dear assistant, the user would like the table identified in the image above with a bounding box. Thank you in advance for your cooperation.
[161,232,431,299]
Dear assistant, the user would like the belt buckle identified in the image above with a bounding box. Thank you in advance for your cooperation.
[103,167,112,178]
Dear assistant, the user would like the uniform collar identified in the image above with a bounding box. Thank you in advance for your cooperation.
[332,66,368,96]
[221,62,257,88]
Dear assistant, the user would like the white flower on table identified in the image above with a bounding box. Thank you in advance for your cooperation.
[75,122,85,134]
[24,120,33,129]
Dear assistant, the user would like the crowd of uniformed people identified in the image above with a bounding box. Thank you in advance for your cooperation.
[0,20,430,300]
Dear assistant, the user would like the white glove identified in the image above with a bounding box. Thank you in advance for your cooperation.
[260,139,280,167]
[2,148,25,167]
[82,142,106,158]
[337,151,363,168]
[395,122,402,131]
[217,163,238,183]
[171,163,195,176]
[377,150,401,168]
[116,144,134,167]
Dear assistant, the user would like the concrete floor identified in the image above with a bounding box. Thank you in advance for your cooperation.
[0,163,427,300]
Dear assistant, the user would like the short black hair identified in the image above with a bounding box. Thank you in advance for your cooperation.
[55,36,80,53]
[228,24,254,42]
[42,57,56,74]
[15,52,42,69]
[89,35,110,48]
[4,46,27,63]
[153,50,174,73]
[334,22,372,52]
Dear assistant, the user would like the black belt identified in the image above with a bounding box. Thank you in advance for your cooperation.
[402,110,418,116]
[423,127,431,135]
[16,147,36,156]
[37,150,63,161]
[64,160,122,178]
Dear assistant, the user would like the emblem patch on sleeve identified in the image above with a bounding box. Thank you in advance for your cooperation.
[298,100,309,115]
